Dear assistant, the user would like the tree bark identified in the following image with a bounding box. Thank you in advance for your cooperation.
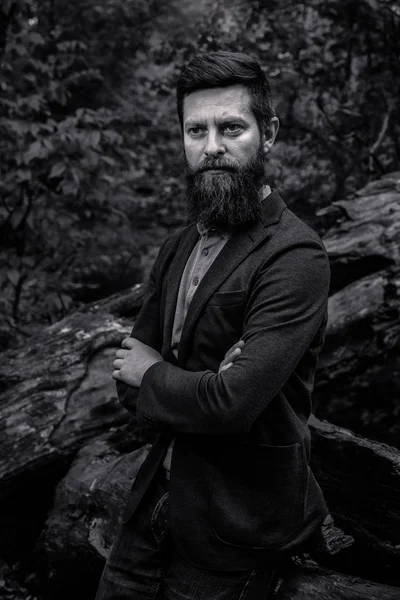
[274,559,400,600]
[0,284,146,497]
[0,285,147,560]
[38,416,400,598]
[315,171,400,447]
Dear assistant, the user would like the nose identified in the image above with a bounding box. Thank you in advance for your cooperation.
[204,130,226,157]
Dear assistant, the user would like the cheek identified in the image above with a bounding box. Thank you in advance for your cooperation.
[184,142,202,169]
[232,137,261,161]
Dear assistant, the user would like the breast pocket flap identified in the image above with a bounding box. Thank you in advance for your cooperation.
[208,290,246,306]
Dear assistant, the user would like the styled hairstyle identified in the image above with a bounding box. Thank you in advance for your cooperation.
[176,51,276,134]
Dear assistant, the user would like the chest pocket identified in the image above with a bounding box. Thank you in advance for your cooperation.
[197,289,247,363]
[207,289,247,306]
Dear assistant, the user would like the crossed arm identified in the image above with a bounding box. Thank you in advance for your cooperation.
[112,239,330,435]
[112,338,244,386]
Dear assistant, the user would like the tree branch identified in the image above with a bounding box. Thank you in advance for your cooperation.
[369,112,390,172]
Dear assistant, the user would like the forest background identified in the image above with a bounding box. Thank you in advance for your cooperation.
[1,1,400,598]
[1,0,400,348]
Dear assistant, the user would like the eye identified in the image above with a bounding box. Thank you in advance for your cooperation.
[187,126,205,137]
[223,124,243,135]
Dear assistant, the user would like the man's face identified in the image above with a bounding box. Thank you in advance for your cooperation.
[182,85,274,227]
[183,84,262,173]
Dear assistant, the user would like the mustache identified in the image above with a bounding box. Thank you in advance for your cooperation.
[194,158,239,174]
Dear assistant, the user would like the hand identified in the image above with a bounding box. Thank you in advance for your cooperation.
[112,337,163,387]
[218,340,244,373]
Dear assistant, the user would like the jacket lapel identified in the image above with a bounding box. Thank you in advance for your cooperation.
[161,224,199,354]
[178,190,286,364]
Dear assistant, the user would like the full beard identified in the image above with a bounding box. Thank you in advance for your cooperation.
[185,145,266,229]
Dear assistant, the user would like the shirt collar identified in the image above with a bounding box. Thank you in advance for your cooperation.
[262,184,272,200]
[196,222,231,239]
[196,184,272,239]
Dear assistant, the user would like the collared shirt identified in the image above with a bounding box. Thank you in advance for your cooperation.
[163,185,271,473]
[170,224,231,359]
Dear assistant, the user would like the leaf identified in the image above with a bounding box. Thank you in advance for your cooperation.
[7,269,19,286]
[60,293,72,309]
[70,168,80,186]
[103,130,123,145]
[24,140,43,163]
[100,156,116,166]
[16,169,31,182]
[42,138,54,151]
[13,43,27,57]
[51,294,63,311]
[49,163,66,178]
[61,181,79,196]
[28,32,45,46]
[90,131,101,147]
[22,256,35,268]
[101,174,115,184]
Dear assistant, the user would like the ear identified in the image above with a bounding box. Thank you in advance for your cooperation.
[261,117,279,155]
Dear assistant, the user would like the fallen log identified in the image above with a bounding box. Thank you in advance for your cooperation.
[40,439,150,599]
[1,172,400,597]
[0,284,147,560]
[315,171,400,447]
[0,283,146,491]
[38,416,400,598]
[309,416,400,585]
[273,558,400,600]
[1,173,399,508]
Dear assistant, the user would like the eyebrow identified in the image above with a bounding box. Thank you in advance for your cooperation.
[184,119,206,129]
[184,116,248,129]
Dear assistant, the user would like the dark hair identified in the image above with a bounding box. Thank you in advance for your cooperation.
[176,51,276,134]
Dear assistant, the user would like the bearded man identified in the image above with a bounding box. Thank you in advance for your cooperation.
[96,51,331,600]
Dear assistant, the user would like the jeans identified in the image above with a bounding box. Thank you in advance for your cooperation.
[95,469,278,600]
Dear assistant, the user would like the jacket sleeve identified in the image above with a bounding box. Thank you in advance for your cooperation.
[116,238,167,412]
[136,240,330,434]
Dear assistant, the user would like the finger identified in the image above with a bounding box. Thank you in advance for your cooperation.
[219,362,233,373]
[113,358,124,369]
[224,339,245,358]
[229,347,242,358]
[115,349,127,359]
[224,343,236,359]
[112,370,121,380]
[224,347,242,364]
[220,347,242,370]
[121,337,135,349]
[219,356,230,369]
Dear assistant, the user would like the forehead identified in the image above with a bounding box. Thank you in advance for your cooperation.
[183,84,256,123]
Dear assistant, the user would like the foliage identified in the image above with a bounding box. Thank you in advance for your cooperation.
[0,0,150,339]
[0,0,400,345]
[134,0,400,210]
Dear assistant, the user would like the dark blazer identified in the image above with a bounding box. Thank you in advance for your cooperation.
[118,190,330,571]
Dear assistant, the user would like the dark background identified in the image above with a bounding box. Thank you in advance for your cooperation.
[1,0,399,345]
[1,1,400,598]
